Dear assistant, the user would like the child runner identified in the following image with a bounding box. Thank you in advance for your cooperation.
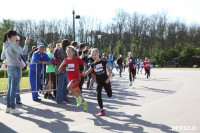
[58,46,87,111]
[126,52,136,86]
[136,59,140,74]
[140,59,143,74]
[82,48,112,116]
[148,59,153,77]
[87,53,96,90]
[116,55,123,77]
[143,57,150,79]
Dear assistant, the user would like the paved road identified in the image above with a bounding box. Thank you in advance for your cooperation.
[0,68,200,133]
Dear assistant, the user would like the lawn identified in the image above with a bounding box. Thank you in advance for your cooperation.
[0,77,30,91]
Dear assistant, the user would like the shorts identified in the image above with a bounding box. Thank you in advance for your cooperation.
[47,72,55,81]
[70,74,82,89]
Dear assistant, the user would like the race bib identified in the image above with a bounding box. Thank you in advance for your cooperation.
[66,64,75,71]
[94,63,103,72]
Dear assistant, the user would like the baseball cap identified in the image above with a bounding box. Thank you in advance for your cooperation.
[37,43,45,47]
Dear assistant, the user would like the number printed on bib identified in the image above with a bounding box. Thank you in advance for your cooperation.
[94,63,103,72]
[66,64,75,71]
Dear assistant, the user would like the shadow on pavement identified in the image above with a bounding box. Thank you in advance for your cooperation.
[16,104,84,133]
[89,113,178,133]
[0,122,17,133]
[139,86,175,94]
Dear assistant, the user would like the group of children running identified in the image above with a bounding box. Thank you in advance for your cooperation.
[30,43,113,116]
[116,52,153,86]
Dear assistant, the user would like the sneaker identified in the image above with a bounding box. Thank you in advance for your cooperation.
[83,101,88,111]
[10,108,23,115]
[98,109,105,116]
[48,95,56,100]
[44,93,49,99]
[33,98,41,102]
[16,102,22,104]
[5,108,11,113]
[129,82,132,86]
[76,97,82,107]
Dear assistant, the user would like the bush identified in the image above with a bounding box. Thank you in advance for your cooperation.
[0,69,29,78]
[0,69,7,78]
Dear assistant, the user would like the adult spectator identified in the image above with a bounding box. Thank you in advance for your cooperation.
[29,43,51,102]
[54,39,70,104]
[1,29,29,114]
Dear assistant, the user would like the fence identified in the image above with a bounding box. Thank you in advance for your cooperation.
[0,62,58,96]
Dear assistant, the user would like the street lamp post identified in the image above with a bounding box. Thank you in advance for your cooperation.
[72,10,80,41]
[97,35,101,50]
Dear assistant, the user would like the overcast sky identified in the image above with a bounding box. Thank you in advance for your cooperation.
[0,0,199,25]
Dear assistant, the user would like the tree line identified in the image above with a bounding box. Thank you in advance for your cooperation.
[0,9,200,67]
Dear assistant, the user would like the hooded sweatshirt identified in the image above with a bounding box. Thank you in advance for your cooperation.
[1,40,28,66]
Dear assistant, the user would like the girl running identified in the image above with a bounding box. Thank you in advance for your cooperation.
[58,46,87,111]
[126,52,136,86]
[82,48,112,116]
[143,57,150,79]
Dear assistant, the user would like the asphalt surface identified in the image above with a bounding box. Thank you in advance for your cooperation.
[0,68,200,133]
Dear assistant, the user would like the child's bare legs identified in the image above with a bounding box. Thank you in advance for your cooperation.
[67,82,79,98]
[46,81,52,94]
[67,82,85,103]
[74,87,85,103]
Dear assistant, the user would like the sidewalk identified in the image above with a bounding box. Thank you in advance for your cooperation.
[0,69,200,133]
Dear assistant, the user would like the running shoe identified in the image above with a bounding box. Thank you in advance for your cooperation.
[10,109,23,115]
[129,82,132,86]
[76,97,82,107]
[6,108,11,113]
[98,109,105,116]
[83,101,88,111]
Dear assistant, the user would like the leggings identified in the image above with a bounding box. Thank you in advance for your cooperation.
[145,69,150,77]
[129,69,136,81]
[96,82,112,109]
[79,77,85,93]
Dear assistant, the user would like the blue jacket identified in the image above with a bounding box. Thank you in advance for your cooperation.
[29,51,51,74]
